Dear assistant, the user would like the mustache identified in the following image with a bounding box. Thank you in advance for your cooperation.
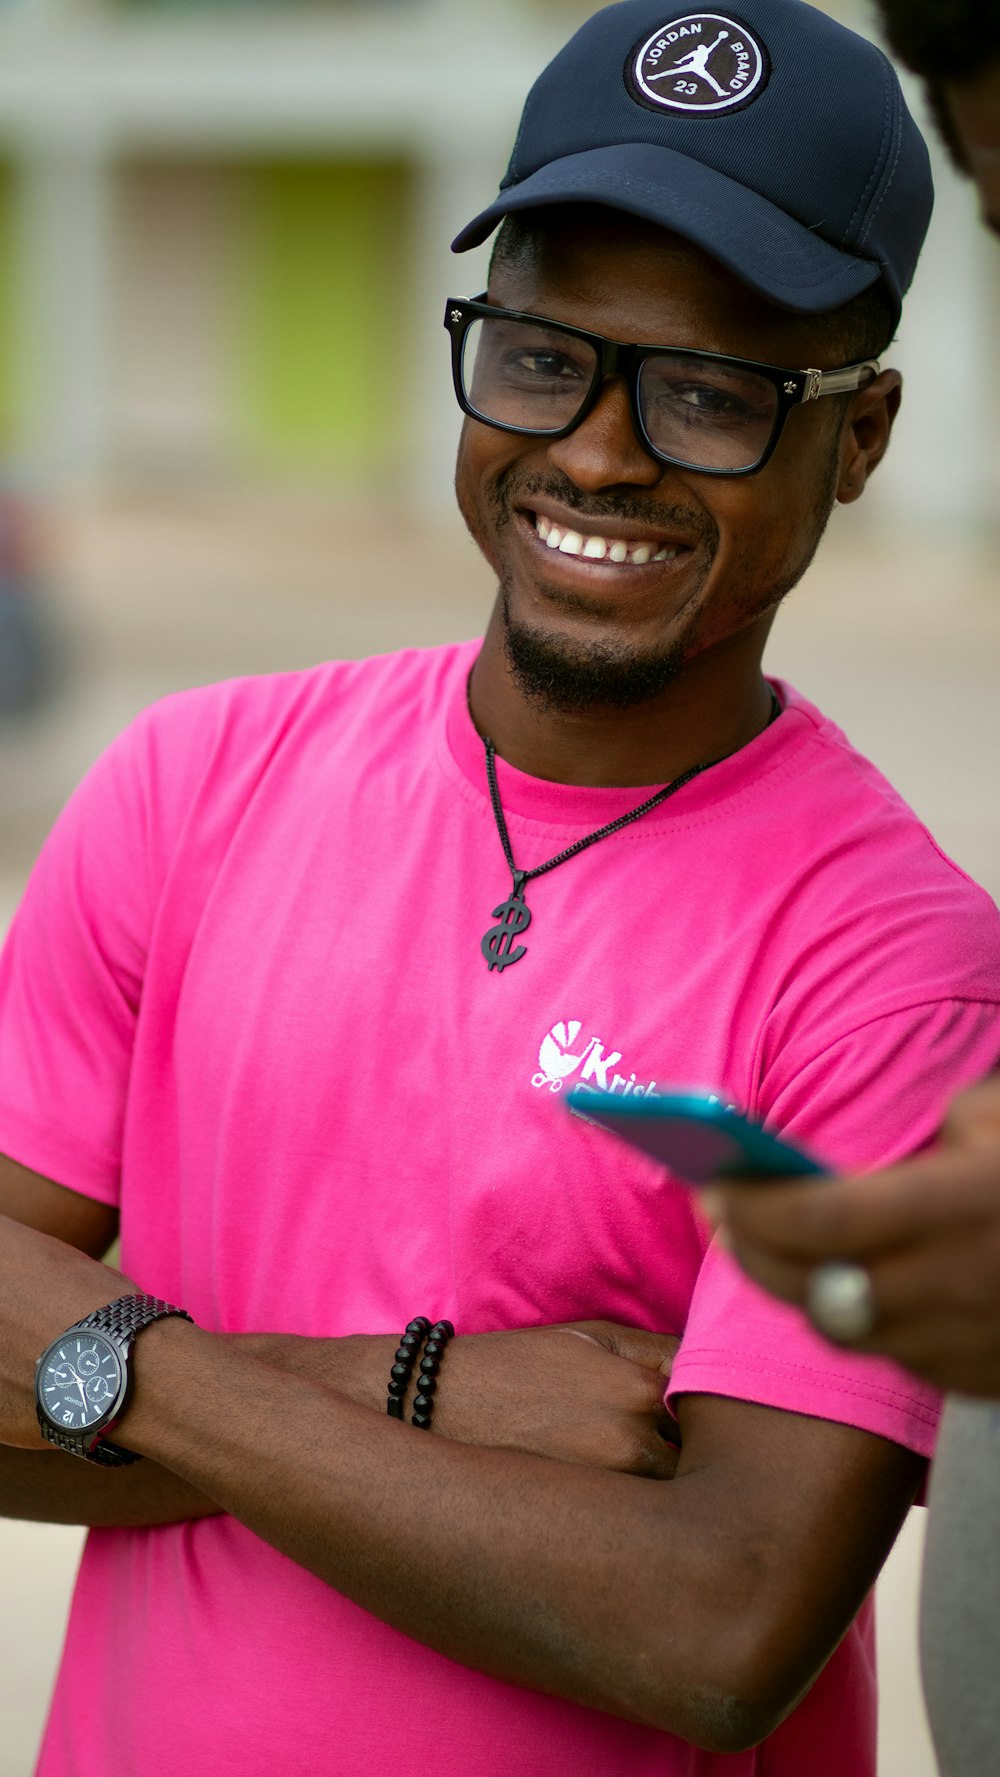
[487,468,720,552]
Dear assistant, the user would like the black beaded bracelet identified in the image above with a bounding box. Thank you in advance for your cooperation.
[386,1317,431,1419]
[411,1320,455,1430]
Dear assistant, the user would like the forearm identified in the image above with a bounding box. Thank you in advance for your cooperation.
[0,1443,220,1528]
[122,1321,771,1751]
[0,1333,389,1531]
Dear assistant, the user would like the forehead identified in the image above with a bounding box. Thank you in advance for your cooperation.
[487,207,825,361]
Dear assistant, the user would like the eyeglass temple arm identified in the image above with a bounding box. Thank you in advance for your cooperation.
[801,361,881,402]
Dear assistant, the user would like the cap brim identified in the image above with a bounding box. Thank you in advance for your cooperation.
[451,143,885,318]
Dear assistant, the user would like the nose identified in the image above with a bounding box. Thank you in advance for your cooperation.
[546,376,664,493]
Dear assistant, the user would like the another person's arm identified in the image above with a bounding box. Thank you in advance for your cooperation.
[707,1080,1000,1395]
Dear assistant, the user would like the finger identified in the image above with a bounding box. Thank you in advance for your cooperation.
[636,1435,681,1481]
[721,1234,811,1307]
[563,1323,682,1375]
[622,1400,682,1479]
[942,1077,1000,1150]
[713,1147,1000,1265]
[602,1326,682,1375]
[849,1300,1000,1393]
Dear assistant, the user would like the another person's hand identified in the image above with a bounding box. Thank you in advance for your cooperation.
[242,1321,682,1477]
[706,1080,1000,1397]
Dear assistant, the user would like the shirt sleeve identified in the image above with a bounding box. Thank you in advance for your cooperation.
[667,999,1000,1458]
[0,712,161,1205]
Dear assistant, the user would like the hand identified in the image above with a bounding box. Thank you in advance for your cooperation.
[240,1321,682,1477]
[704,1080,1000,1396]
[0,1214,132,1447]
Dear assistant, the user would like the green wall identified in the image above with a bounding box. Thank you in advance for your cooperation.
[233,159,411,478]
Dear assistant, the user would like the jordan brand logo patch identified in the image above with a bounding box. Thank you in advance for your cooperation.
[628,13,770,115]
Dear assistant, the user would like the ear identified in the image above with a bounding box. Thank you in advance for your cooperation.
[835,370,903,505]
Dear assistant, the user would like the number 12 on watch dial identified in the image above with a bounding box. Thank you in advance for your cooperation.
[38,1334,124,1430]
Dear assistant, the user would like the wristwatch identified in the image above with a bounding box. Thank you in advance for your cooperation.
[35,1294,193,1466]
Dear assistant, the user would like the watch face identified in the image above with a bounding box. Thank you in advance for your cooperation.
[37,1332,125,1435]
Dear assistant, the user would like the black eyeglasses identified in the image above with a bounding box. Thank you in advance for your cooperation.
[445,295,880,478]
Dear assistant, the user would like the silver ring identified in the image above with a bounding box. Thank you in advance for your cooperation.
[806,1262,876,1344]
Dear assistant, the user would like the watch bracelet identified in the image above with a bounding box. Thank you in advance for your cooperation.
[40,1294,194,1465]
[41,1422,141,1466]
[78,1294,193,1343]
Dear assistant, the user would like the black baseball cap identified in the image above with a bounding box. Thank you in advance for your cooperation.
[452,0,933,325]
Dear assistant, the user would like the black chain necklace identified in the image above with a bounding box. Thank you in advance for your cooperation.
[479,690,780,973]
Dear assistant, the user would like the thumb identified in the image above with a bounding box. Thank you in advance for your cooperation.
[598,1325,682,1377]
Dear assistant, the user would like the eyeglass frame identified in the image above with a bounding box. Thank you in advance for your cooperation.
[444,294,881,479]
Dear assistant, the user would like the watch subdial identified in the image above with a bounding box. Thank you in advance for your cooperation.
[84,1375,114,1408]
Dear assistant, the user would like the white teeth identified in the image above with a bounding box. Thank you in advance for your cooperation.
[532,513,680,566]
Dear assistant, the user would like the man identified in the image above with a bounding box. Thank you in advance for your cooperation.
[1,3,999,1773]
[690,4,1000,1771]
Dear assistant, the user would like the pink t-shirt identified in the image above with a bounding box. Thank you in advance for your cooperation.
[3,640,1000,1777]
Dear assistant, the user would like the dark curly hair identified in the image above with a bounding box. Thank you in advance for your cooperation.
[874,0,1000,168]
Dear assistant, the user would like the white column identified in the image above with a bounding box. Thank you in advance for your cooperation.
[13,144,114,491]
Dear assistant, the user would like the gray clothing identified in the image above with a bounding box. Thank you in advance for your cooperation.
[920,1395,1000,1776]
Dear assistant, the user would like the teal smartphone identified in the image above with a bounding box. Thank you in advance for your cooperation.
[565,1089,827,1184]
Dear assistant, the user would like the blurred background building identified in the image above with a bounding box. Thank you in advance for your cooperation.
[0,0,992,515]
[0,3,997,1774]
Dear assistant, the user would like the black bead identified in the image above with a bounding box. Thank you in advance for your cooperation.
[419,1356,439,1375]
[387,1399,403,1419]
[432,1321,455,1339]
[387,1379,407,1398]
[414,1373,436,1395]
[412,1412,432,1428]
[389,1362,411,1383]
[405,1318,431,1337]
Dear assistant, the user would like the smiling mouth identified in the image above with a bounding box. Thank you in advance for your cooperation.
[530,511,683,566]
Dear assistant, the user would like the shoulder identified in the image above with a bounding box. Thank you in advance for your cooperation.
[767,682,1000,967]
[132,641,474,758]
[113,640,476,803]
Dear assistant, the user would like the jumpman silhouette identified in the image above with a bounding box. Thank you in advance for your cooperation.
[649,30,730,99]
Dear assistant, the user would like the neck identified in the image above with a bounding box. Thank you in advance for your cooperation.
[468,605,778,788]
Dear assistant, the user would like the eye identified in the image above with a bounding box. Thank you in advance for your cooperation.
[501,347,588,386]
[671,382,752,417]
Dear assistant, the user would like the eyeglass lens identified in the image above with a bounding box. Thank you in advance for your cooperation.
[461,315,780,472]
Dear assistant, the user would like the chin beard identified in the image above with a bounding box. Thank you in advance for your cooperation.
[501,592,690,714]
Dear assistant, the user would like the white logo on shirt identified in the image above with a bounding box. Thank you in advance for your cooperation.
[532,1018,661,1097]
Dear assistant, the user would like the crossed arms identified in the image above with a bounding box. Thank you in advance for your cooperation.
[0,1153,923,1756]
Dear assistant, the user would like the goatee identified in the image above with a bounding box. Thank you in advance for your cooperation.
[501,593,690,714]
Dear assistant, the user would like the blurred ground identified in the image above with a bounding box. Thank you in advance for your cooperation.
[1,493,998,1775]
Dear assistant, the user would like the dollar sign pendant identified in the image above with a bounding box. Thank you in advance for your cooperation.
[481,870,531,972]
